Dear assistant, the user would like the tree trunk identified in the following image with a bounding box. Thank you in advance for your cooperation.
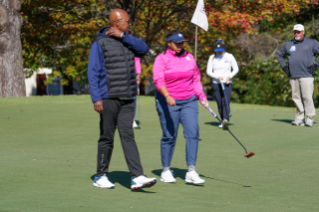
[0,0,25,97]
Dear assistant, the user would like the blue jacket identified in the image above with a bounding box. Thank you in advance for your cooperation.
[87,27,149,102]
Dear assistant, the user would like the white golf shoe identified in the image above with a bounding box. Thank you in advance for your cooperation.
[133,121,140,129]
[131,175,157,190]
[305,118,314,127]
[185,171,205,185]
[160,170,176,183]
[93,174,115,189]
[222,119,229,129]
[291,119,305,126]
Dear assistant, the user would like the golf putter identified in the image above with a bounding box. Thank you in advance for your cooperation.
[201,100,255,158]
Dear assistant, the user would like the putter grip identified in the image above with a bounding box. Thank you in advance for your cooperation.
[201,100,217,117]
[221,82,225,90]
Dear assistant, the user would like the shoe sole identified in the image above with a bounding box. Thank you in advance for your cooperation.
[185,179,205,185]
[160,178,176,183]
[291,123,305,126]
[131,180,157,190]
[305,124,313,127]
[93,183,115,189]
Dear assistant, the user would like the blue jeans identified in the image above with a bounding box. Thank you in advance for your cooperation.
[156,93,199,167]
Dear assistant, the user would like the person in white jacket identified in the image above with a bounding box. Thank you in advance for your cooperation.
[206,39,239,128]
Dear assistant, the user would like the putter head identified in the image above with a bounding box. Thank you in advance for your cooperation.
[244,152,255,158]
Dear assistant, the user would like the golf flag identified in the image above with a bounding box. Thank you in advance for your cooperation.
[191,0,208,31]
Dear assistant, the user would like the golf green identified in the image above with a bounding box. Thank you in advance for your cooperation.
[0,96,318,212]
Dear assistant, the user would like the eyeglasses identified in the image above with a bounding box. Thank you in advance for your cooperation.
[294,31,302,34]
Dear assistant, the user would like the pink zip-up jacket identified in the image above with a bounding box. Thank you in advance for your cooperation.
[135,57,141,74]
[153,49,206,100]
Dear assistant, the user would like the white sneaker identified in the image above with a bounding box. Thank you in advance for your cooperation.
[218,123,224,129]
[291,119,305,126]
[305,117,314,127]
[185,171,205,184]
[131,175,157,190]
[133,121,140,129]
[222,119,229,129]
[93,174,115,189]
[160,170,176,183]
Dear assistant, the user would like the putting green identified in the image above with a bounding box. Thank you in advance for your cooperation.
[0,96,318,212]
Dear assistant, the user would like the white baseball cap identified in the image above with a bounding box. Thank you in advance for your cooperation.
[293,24,304,31]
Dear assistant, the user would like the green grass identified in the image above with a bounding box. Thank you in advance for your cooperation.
[0,95,318,212]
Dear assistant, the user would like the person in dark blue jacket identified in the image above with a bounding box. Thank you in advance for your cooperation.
[87,9,156,190]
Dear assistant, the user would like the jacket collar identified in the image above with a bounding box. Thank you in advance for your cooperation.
[166,48,187,57]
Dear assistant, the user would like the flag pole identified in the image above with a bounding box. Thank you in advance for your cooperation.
[195,25,198,60]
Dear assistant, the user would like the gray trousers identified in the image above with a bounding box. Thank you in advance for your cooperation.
[290,77,316,120]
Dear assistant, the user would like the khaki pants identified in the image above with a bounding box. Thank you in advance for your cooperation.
[290,78,316,120]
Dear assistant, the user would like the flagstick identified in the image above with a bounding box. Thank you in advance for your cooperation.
[195,25,198,60]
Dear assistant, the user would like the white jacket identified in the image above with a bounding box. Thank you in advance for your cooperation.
[206,52,239,84]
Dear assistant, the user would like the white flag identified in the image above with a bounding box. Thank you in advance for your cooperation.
[191,0,208,31]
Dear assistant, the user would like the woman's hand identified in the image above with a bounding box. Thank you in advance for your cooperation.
[226,76,231,84]
[166,95,176,106]
[200,98,208,108]
[218,76,223,83]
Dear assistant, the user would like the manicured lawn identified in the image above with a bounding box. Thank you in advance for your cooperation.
[0,95,318,212]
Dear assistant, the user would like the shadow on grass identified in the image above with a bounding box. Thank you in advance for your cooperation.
[271,119,294,124]
[272,119,317,125]
[152,168,251,188]
[204,122,234,127]
[199,174,251,187]
[90,172,156,193]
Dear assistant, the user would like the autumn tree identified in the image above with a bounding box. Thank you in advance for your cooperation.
[21,0,318,92]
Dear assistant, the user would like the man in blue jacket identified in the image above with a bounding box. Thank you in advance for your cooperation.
[277,24,319,127]
[87,9,156,190]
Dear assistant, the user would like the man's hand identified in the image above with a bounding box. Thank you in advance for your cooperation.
[94,101,103,114]
[105,27,123,38]
[166,95,176,106]
[136,74,141,83]
[282,66,290,77]
[308,64,319,75]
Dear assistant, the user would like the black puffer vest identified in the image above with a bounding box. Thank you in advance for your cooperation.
[96,34,136,98]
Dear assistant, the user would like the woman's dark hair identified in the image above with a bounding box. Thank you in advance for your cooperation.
[164,30,182,54]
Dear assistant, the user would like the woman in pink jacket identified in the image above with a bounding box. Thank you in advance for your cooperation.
[153,30,208,185]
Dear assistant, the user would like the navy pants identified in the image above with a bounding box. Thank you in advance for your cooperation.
[156,94,199,167]
[212,83,232,121]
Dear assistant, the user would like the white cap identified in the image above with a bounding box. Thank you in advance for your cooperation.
[293,24,304,31]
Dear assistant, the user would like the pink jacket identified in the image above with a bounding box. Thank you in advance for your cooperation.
[135,57,141,74]
[153,49,206,100]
